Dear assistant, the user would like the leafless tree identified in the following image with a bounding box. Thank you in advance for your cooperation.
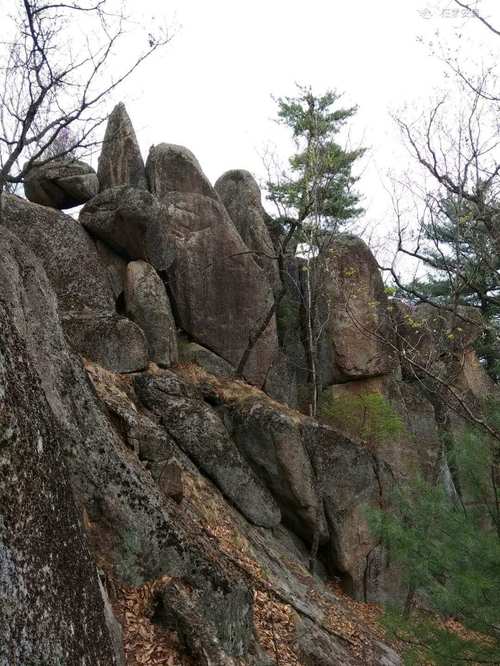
[0,0,171,197]
[379,0,500,378]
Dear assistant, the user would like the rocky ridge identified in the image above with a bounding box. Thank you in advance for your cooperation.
[1,101,493,665]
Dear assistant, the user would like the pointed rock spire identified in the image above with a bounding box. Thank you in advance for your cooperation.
[97,102,147,191]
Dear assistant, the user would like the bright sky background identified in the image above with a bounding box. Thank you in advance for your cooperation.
[4,0,498,263]
[120,0,443,227]
[109,0,500,261]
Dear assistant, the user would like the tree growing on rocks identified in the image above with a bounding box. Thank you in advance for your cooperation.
[0,0,170,199]
[237,85,365,413]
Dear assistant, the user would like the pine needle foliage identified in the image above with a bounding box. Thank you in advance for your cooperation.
[368,403,500,665]
[267,85,365,236]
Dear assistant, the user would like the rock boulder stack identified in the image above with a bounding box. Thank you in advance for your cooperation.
[24,158,99,209]
[2,101,495,665]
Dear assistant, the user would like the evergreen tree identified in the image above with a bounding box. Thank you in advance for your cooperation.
[369,402,500,665]
[266,85,365,244]
[400,191,500,380]
[237,86,365,389]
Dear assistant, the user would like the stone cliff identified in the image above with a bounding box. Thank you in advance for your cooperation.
[1,102,492,665]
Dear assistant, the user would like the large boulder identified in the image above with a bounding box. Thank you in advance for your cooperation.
[124,260,178,367]
[317,234,397,382]
[97,102,147,190]
[0,227,117,665]
[133,371,281,528]
[80,186,176,272]
[146,142,215,199]
[215,169,281,294]
[227,396,328,544]
[2,194,114,314]
[1,195,148,372]
[24,158,99,209]
[62,314,149,373]
[146,144,279,386]
[305,422,398,602]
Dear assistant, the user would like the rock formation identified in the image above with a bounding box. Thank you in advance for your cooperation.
[317,234,397,382]
[147,142,279,386]
[97,101,147,190]
[125,260,178,367]
[215,169,281,294]
[24,158,99,209]
[0,227,119,665]
[2,193,149,372]
[3,101,493,665]
[80,186,176,272]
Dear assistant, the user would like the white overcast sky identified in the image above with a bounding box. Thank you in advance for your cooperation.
[108,1,500,252]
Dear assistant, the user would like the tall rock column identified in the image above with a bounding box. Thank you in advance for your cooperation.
[146,143,279,387]
[317,234,397,383]
[97,102,147,190]
[215,169,281,295]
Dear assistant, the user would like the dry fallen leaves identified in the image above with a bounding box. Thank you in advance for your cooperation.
[113,576,194,666]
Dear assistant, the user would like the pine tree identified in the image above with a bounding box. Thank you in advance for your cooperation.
[237,86,365,394]
[399,191,500,380]
[267,85,365,242]
[369,402,500,665]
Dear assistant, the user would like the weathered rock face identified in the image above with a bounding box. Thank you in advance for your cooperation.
[24,158,99,209]
[391,300,484,380]
[304,422,397,602]
[146,143,216,199]
[134,372,281,528]
[91,359,402,663]
[319,375,442,485]
[95,239,128,301]
[415,303,483,352]
[178,339,236,377]
[62,314,149,373]
[227,396,327,544]
[0,239,176,588]
[0,227,116,665]
[146,144,279,386]
[459,348,497,400]
[125,260,178,367]
[1,194,149,372]
[318,235,397,382]
[263,350,299,408]
[159,576,254,665]
[296,616,400,666]
[1,129,414,663]
[215,169,281,294]
[390,301,497,418]
[97,102,147,190]
[3,194,115,314]
[80,186,176,271]
[274,257,309,407]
